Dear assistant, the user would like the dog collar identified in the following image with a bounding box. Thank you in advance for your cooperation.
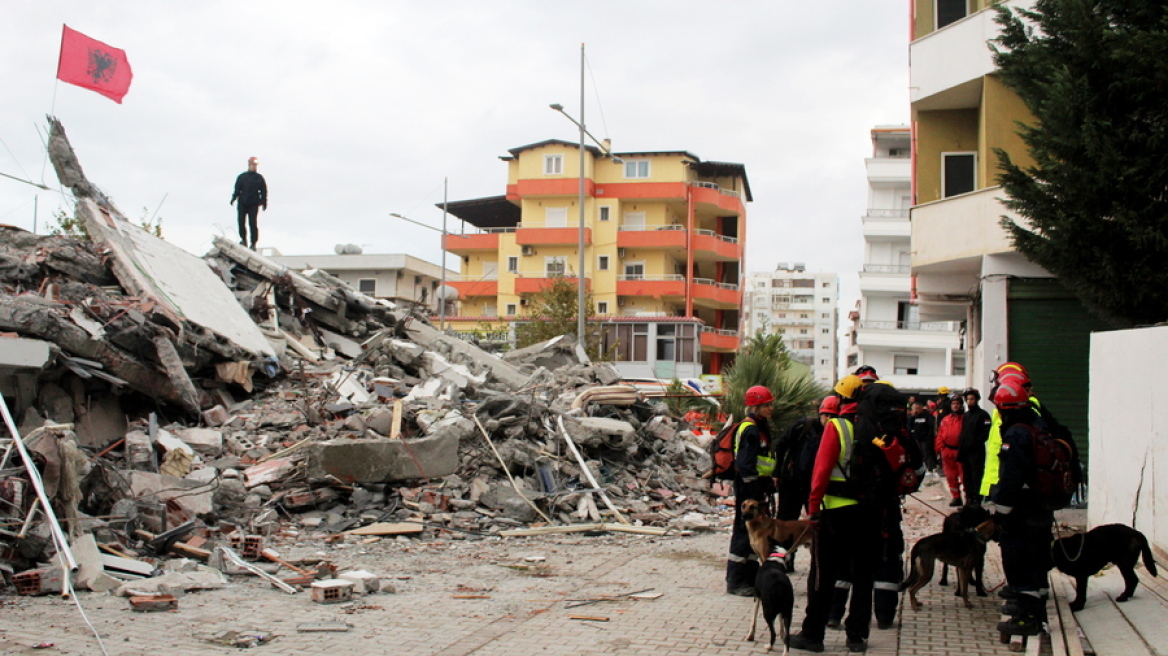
[767,548,788,562]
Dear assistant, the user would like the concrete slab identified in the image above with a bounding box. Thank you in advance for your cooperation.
[306,434,458,483]
[1066,567,1167,656]
[0,336,52,369]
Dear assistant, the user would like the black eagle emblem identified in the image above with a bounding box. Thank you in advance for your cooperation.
[87,47,118,83]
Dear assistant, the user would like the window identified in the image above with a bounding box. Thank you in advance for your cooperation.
[546,206,568,228]
[656,324,676,361]
[506,303,517,316]
[482,261,498,279]
[622,211,646,230]
[793,295,813,304]
[624,261,645,280]
[821,297,831,304]
[942,152,976,198]
[544,154,563,175]
[800,313,809,319]
[935,0,968,29]
[897,301,920,329]
[821,359,829,366]
[821,328,830,334]
[623,160,650,178]
[953,352,967,376]
[507,256,518,273]
[415,275,422,285]
[822,282,831,288]
[598,255,610,271]
[483,303,498,317]
[358,279,376,294]
[793,279,814,288]
[799,329,808,335]
[545,256,567,277]
[822,313,831,319]
[597,301,609,315]
[603,323,649,362]
[894,354,919,375]
[598,206,611,222]
[772,279,791,288]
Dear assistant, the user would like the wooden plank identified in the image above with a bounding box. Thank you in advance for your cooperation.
[1052,574,1087,656]
[341,522,424,536]
[499,523,667,537]
[390,399,403,439]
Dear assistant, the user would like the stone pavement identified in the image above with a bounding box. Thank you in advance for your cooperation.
[0,485,1056,655]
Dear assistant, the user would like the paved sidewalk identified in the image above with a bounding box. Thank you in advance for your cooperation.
[0,486,1049,655]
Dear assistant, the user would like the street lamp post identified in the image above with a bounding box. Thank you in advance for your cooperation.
[550,44,621,351]
[389,207,462,330]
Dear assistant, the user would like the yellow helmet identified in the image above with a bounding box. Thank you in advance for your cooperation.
[937,386,950,395]
[834,375,863,400]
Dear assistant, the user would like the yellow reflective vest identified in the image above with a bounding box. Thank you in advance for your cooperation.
[734,417,776,477]
[823,417,858,510]
[980,395,1042,497]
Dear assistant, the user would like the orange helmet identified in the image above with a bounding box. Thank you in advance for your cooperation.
[819,396,841,416]
[745,385,774,407]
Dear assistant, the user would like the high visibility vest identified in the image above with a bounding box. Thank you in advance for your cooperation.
[734,417,776,477]
[980,395,1042,496]
[823,417,858,510]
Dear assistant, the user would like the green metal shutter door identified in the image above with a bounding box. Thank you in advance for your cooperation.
[1007,279,1109,464]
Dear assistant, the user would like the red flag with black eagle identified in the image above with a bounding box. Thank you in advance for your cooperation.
[56,25,133,103]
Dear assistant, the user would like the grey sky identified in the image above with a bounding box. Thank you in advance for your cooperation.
[0,1,910,317]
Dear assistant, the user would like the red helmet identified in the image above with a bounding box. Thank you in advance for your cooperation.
[819,396,840,415]
[745,385,774,407]
[992,362,1028,384]
[993,382,1030,409]
[854,365,878,383]
[840,401,859,415]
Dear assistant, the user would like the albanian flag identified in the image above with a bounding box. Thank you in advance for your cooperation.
[56,25,132,103]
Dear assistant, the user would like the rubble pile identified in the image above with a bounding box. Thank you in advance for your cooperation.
[0,118,723,603]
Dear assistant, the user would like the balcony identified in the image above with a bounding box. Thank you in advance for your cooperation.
[443,230,504,255]
[862,211,911,240]
[617,225,686,250]
[615,274,684,299]
[446,273,498,298]
[693,278,741,308]
[910,1,1034,111]
[700,327,739,352]
[692,229,739,261]
[513,272,589,295]
[690,181,744,214]
[911,186,1018,271]
[854,320,963,350]
[865,157,911,184]
[516,223,592,246]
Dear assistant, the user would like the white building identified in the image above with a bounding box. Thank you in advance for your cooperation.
[843,126,965,394]
[744,264,838,388]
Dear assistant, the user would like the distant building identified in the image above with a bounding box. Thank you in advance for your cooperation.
[744,264,838,388]
[440,138,752,377]
[263,247,456,314]
[843,126,964,394]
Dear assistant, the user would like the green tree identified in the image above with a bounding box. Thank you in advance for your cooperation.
[992,0,1168,327]
[513,275,604,359]
[722,330,827,430]
[48,206,164,239]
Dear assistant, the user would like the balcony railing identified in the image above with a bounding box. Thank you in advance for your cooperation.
[693,278,739,291]
[617,274,685,282]
[691,180,740,198]
[514,270,580,279]
[858,321,958,331]
[866,209,909,219]
[618,224,684,232]
[701,326,739,337]
[481,227,516,234]
[862,264,911,274]
[693,228,739,244]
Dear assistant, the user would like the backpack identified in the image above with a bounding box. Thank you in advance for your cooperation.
[776,418,818,485]
[835,419,923,505]
[1024,423,1080,511]
[706,417,751,481]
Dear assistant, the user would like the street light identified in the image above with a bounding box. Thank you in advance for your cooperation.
[549,45,622,350]
[390,188,462,331]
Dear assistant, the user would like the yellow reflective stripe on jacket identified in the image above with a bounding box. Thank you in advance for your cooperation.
[733,417,776,477]
[824,417,858,510]
[980,395,1042,496]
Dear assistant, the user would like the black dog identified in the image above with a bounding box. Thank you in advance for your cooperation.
[938,504,992,596]
[746,553,794,653]
[1052,524,1159,611]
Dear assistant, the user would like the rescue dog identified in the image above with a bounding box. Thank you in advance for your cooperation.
[901,519,996,611]
[745,553,794,653]
[937,504,992,596]
[1051,523,1159,612]
[740,498,817,568]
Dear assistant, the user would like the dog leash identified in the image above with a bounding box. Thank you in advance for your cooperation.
[1051,521,1086,563]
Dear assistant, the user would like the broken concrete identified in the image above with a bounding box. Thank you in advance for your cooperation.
[306,433,459,483]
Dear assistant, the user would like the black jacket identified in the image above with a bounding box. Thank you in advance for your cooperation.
[232,171,267,207]
[958,405,991,459]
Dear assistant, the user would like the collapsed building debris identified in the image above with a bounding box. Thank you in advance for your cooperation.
[1,118,724,612]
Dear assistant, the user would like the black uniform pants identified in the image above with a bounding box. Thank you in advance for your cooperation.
[237,204,260,247]
[958,451,985,504]
[827,506,903,627]
[999,501,1054,614]
[726,478,773,590]
[802,504,880,642]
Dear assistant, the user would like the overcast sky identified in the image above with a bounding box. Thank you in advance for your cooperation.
[0,1,910,317]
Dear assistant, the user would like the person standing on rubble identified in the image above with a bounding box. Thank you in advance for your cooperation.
[725,384,777,597]
[231,156,267,249]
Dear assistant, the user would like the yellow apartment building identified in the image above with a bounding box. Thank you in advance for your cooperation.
[439,139,751,376]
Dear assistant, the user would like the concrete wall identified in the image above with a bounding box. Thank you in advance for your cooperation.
[1088,326,1168,556]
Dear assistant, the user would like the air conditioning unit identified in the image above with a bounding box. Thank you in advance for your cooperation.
[521,245,535,256]
[617,296,626,307]
[519,298,529,307]
[617,248,627,258]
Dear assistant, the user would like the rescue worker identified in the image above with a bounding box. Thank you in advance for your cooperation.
[773,395,838,570]
[790,375,881,653]
[935,394,966,506]
[992,380,1054,636]
[725,385,777,596]
[979,363,1035,502]
[958,388,991,506]
[908,399,937,473]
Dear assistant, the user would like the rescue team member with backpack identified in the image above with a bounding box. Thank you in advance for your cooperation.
[773,396,839,570]
[725,385,777,597]
[991,381,1054,636]
[790,374,899,653]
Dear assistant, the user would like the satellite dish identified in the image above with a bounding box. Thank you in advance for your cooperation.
[435,285,459,301]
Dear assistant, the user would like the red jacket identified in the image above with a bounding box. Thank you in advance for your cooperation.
[935,413,963,454]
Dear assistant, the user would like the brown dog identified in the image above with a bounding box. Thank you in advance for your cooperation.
[901,519,996,611]
[741,499,817,566]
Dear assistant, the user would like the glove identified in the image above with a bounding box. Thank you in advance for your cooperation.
[807,512,821,527]
[262,203,268,210]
